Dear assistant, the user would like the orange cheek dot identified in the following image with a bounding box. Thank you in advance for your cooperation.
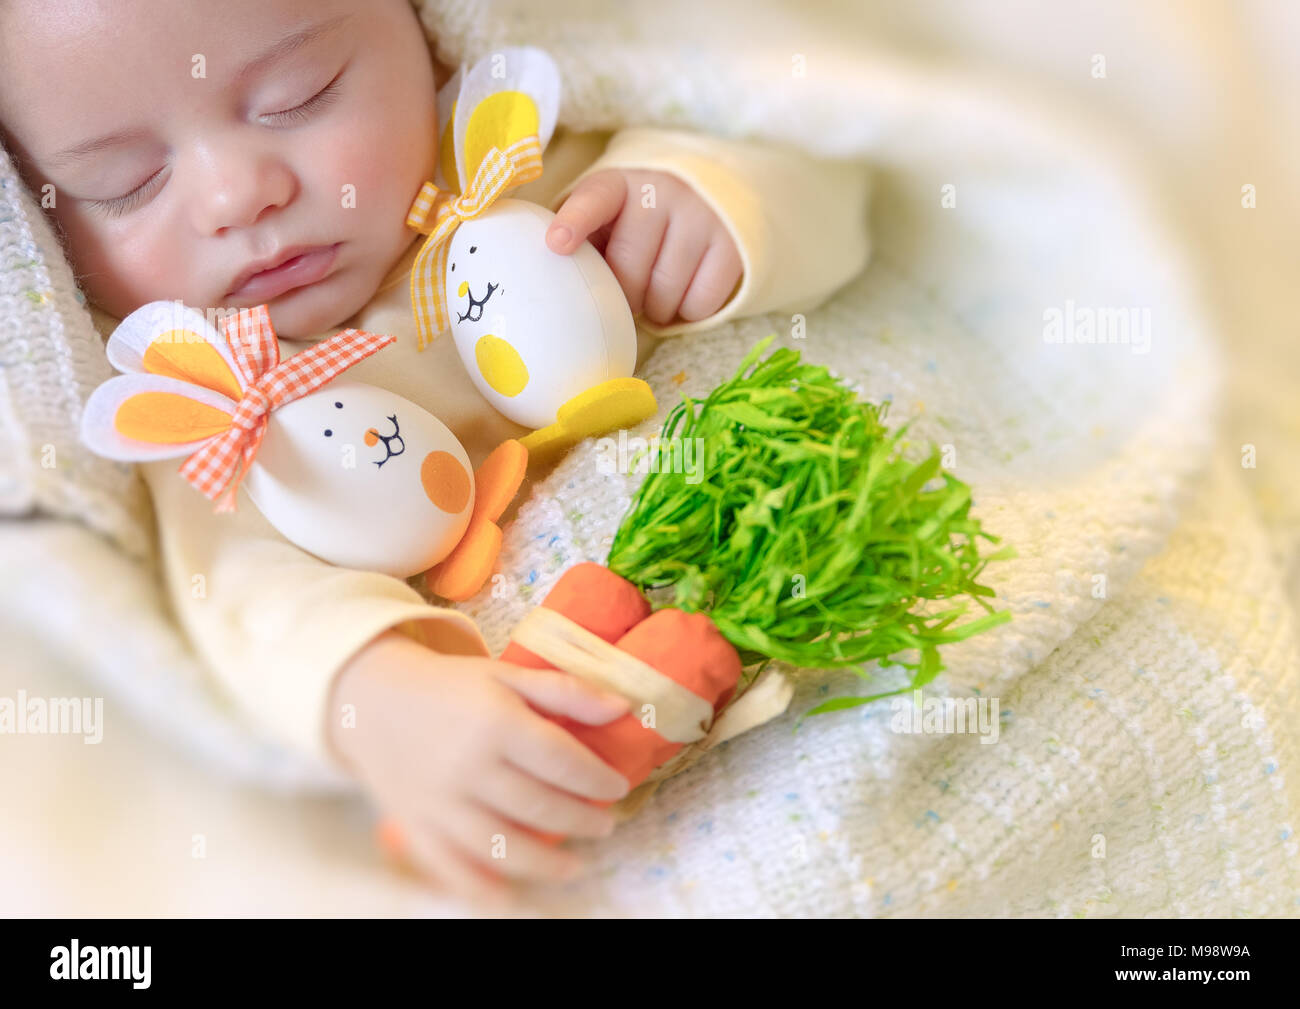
[421,450,472,513]
[364,428,379,447]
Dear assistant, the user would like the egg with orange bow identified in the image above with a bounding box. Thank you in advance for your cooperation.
[238,379,474,576]
[80,300,526,597]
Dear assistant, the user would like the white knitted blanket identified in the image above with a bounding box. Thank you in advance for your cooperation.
[1,0,1295,916]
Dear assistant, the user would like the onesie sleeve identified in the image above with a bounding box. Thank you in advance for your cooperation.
[544,126,872,337]
[139,457,491,775]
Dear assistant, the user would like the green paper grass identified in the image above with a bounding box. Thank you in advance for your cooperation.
[606,336,1015,714]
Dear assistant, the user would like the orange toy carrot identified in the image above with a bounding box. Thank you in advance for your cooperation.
[500,563,741,844]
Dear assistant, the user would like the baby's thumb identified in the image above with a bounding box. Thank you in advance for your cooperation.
[490,663,630,724]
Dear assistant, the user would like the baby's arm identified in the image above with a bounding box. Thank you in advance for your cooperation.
[544,127,872,335]
[140,459,630,901]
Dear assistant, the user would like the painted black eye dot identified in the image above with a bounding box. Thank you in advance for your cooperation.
[469,245,477,253]
[324,429,333,437]
[450,262,455,272]
[334,401,342,408]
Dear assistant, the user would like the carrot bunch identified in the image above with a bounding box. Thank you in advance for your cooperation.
[381,336,1015,873]
[501,562,742,841]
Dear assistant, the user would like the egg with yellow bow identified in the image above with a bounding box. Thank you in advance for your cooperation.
[409,46,656,458]
[443,198,637,430]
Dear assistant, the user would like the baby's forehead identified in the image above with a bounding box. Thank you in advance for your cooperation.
[2,1,353,160]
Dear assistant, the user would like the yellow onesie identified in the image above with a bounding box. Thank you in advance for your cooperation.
[90,125,872,773]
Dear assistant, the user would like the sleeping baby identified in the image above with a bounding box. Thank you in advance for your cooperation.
[0,0,870,905]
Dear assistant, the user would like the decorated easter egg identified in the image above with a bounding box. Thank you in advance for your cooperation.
[444,198,637,430]
[241,380,474,577]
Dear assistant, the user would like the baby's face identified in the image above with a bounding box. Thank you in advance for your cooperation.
[0,0,438,338]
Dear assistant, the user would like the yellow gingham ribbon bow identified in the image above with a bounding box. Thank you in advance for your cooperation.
[406,134,544,350]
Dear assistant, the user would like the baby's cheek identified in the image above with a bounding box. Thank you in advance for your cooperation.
[315,116,428,250]
[64,212,192,316]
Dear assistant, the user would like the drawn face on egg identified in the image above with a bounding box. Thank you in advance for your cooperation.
[241,380,474,577]
[451,242,497,324]
[444,198,638,430]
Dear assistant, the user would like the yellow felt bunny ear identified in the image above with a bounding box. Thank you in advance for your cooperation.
[106,300,245,401]
[453,47,560,191]
[80,374,238,462]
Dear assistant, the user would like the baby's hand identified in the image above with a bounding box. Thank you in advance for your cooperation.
[546,169,743,327]
[328,630,631,907]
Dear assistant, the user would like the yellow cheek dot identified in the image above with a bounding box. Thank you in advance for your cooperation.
[458,280,469,297]
[474,335,529,397]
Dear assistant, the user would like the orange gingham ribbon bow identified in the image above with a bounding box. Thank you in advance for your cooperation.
[178,305,395,513]
[406,134,543,351]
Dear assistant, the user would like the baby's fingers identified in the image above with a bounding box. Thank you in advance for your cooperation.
[490,662,630,724]
[546,170,626,254]
[442,803,588,884]
[677,234,744,323]
[476,760,617,839]
[502,713,630,802]
[396,822,517,911]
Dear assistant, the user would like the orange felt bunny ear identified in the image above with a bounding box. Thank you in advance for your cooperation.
[80,373,237,462]
[81,301,246,461]
[106,301,245,400]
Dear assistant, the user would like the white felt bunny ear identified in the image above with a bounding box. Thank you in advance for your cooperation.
[80,373,238,462]
[433,63,465,192]
[81,300,248,461]
[453,46,560,191]
[105,300,244,400]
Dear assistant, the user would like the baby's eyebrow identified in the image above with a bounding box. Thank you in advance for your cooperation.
[44,12,353,169]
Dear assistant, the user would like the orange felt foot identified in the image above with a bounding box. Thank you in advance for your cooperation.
[426,515,503,601]
[472,439,528,523]
[424,440,527,601]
